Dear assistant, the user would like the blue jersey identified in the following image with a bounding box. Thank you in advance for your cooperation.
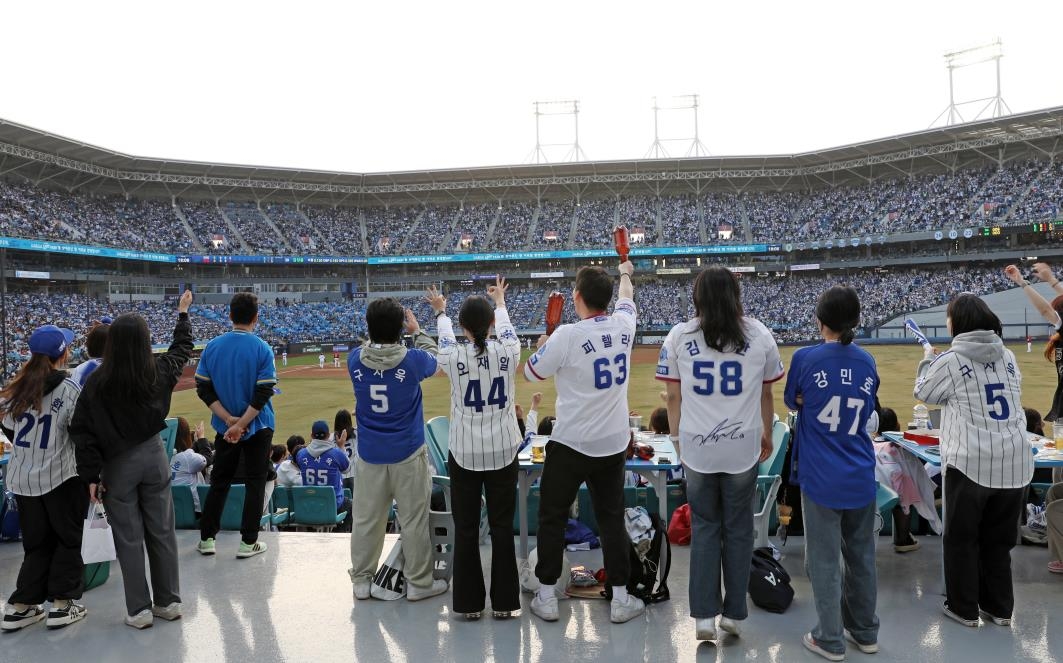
[195,329,277,438]
[348,346,437,464]
[296,446,349,507]
[784,342,879,510]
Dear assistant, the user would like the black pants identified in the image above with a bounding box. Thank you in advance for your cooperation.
[943,467,1025,619]
[892,505,915,545]
[10,477,89,604]
[200,428,273,544]
[337,497,353,533]
[535,442,630,587]
[448,453,520,614]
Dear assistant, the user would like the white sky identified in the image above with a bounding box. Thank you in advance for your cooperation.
[1,1,1061,174]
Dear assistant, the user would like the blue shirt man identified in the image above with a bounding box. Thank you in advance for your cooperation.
[297,421,350,507]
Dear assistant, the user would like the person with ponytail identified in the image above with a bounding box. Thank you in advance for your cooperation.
[70,291,194,629]
[656,266,784,642]
[784,286,880,660]
[1003,262,1063,420]
[914,293,1031,628]
[0,325,88,631]
[429,276,522,620]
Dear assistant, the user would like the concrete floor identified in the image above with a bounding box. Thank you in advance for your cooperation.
[0,532,1060,663]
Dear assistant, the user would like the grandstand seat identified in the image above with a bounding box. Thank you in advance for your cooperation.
[875,482,901,537]
[424,416,450,475]
[196,484,271,531]
[270,485,292,527]
[161,417,179,460]
[760,420,791,536]
[288,486,346,531]
[171,484,199,529]
[429,475,455,582]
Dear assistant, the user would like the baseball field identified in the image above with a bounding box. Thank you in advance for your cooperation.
[167,342,1059,441]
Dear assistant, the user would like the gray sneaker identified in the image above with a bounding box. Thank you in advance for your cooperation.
[152,602,183,621]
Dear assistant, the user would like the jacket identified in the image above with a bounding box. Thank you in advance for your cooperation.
[70,313,194,483]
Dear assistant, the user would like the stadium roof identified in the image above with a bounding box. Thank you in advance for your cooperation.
[1,107,1062,205]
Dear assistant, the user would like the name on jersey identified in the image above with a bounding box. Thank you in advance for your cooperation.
[351,367,408,383]
[812,368,874,395]
[581,333,632,355]
[456,355,509,377]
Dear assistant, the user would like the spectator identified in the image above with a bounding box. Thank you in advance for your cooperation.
[334,409,357,495]
[276,436,305,488]
[296,421,352,532]
[70,322,108,387]
[70,292,193,629]
[649,407,669,435]
[271,444,287,469]
[171,417,208,515]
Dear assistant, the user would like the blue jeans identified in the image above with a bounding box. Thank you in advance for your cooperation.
[686,463,757,619]
[802,495,880,654]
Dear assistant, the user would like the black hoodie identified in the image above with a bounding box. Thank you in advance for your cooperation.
[70,313,193,483]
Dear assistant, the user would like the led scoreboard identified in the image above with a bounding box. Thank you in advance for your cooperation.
[979,226,1002,237]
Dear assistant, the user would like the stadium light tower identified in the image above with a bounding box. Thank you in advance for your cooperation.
[527,100,587,164]
[646,94,710,159]
[930,38,1012,128]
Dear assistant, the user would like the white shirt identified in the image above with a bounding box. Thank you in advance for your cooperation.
[276,459,303,487]
[524,297,637,457]
[438,307,523,470]
[914,331,1033,489]
[656,317,784,474]
[170,448,207,510]
[2,377,81,496]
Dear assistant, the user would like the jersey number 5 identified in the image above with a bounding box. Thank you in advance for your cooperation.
[370,385,389,413]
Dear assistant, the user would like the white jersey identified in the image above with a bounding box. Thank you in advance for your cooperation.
[170,448,207,510]
[524,297,637,457]
[656,317,784,474]
[2,377,82,496]
[438,307,523,470]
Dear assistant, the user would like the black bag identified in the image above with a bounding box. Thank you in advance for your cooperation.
[602,508,671,603]
[748,547,794,613]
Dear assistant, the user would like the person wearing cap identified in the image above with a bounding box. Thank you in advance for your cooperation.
[0,324,88,631]
[295,421,352,531]
[70,291,194,629]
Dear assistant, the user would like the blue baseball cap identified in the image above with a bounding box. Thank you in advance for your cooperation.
[29,325,75,359]
[311,420,330,439]
[100,316,114,325]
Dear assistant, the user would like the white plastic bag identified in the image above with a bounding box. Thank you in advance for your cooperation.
[371,537,407,600]
[81,502,116,564]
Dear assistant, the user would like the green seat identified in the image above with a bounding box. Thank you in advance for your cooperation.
[270,485,292,526]
[289,486,346,531]
[758,419,790,537]
[161,417,179,461]
[171,484,199,529]
[196,484,271,531]
[424,416,450,475]
[1031,482,1053,504]
[875,482,900,535]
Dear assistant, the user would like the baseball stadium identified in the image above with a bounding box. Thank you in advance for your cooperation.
[2,31,1063,663]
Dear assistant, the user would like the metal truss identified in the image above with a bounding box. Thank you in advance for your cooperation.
[2,123,1062,197]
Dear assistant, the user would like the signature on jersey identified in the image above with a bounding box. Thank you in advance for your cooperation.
[692,419,746,446]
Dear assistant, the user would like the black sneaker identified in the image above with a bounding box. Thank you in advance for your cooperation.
[2,605,45,631]
[46,601,87,629]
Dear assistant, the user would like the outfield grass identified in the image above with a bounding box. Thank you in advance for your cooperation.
[168,343,1058,441]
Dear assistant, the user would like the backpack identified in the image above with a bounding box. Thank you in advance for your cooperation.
[748,547,794,613]
[602,507,671,603]
[0,491,20,542]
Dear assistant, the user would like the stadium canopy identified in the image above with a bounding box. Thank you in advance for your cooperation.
[1,107,1062,206]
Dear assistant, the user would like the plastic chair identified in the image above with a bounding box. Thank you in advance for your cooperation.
[752,419,790,546]
[171,484,199,529]
[424,416,450,475]
[270,485,292,527]
[288,486,346,531]
[429,475,455,581]
[874,482,900,537]
[161,417,179,461]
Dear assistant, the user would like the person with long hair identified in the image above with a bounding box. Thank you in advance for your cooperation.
[334,408,357,494]
[0,325,88,631]
[70,291,194,629]
[785,286,880,661]
[170,417,208,515]
[429,276,522,620]
[914,293,1032,628]
[656,266,783,641]
[1004,262,1063,419]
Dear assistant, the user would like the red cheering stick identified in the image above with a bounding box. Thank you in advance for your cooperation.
[613,225,630,262]
[545,291,565,335]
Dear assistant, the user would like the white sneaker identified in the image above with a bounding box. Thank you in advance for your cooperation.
[609,595,645,624]
[353,579,371,600]
[125,609,153,630]
[978,609,1011,627]
[46,601,87,629]
[719,616,742,637]
[803,632,845,661]
[407,579,449,601]
[2,604,45,631]
[844,629,879,653]
[530,594,559,622]
[152,602,183,621]
[695,617,717,640]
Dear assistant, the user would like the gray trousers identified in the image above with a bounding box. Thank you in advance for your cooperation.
[102,437,181,616]
[1047,482,1063,563]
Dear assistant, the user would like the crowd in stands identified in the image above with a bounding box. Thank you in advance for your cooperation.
[2,156,1063,256]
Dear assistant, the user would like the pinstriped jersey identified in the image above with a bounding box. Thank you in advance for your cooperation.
[3,377,81,496]
[437,307,522,471]
[914,330,1032,489]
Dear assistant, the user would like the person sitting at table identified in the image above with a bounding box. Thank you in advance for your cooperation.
[914,293,1033,628]
[872,407,941,553]
[658,266,784,641]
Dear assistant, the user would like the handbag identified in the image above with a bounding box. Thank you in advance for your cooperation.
[371,537,407,600]
[81,502,117,564]
[667,503,691,545]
